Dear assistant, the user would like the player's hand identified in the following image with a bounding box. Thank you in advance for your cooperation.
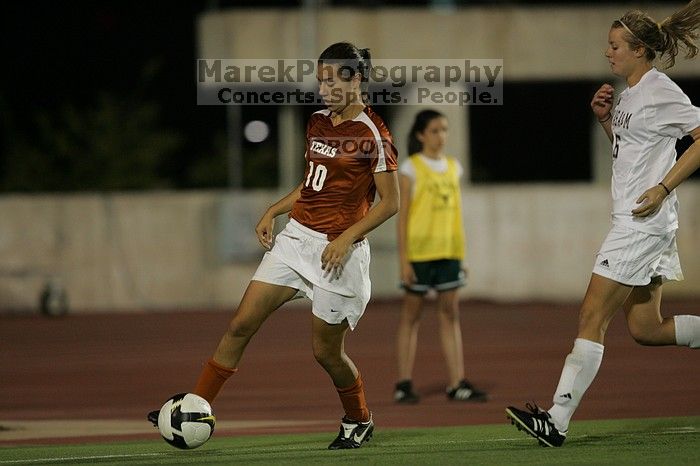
[321,235,352,279]
[632,185,667,217]
[255,211,275,249]
[591,84,614,121]
[400,262,417,286]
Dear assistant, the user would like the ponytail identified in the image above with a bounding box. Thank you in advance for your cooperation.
[358,48,372,86]
[614,0,700,68]
[658,0,700,68]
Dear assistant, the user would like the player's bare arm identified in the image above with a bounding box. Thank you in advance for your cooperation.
[255,182,304,249]
[397,173,417,285]
[321,171,399,274]
[591,84,614,142]
[633,126,700,217]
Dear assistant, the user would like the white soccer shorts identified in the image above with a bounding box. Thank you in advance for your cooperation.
[592,224,683,286]
[252,219,371,330]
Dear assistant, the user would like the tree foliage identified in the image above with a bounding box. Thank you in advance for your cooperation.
[1,90,183,192]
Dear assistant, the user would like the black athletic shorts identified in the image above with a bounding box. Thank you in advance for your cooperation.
[402,259,466,295]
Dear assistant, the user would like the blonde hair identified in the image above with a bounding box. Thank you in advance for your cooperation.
[613,0,700,68]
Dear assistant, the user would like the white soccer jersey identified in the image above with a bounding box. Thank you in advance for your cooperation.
[610,68,700,234]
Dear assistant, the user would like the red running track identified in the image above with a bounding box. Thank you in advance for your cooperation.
[1,299,698,442]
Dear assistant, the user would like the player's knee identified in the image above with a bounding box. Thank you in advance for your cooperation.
[400,308,422,324]
[226,318,258,340]
[437,305,459,321]
[628,324,658,346]
[312,342,341,368]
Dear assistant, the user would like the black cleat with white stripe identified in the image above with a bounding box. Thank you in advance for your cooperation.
[505,403,566,447]
[328,414,374,450]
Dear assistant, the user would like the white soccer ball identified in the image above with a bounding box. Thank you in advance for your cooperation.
[157,393,215,449]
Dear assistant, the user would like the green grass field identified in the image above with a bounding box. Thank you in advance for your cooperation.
[2,417,698,465]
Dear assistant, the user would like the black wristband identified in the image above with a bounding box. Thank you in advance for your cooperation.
[658,182,671,195]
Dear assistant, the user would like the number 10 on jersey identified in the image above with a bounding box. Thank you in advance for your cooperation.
[305,161,327,191]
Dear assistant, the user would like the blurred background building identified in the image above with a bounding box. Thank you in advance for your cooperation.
[1,1,698,312]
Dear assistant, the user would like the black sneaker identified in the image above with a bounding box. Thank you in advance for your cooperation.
[147,410,159,428]
[447,379,488,402]
[394,380,420,404]
[505,403,566,447]
[327,414,374,450]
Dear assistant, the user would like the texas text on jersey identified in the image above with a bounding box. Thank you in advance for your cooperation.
[291,106,399,240]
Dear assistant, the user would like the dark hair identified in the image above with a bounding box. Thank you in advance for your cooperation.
[407,110,445,155]
[318,42,372,93]
[613,0,700,68]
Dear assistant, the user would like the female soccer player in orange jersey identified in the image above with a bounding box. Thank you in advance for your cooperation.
[150,42,399,450]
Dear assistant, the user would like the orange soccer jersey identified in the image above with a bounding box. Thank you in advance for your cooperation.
[291,107,398,239]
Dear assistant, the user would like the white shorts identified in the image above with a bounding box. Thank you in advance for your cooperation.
[252,219,371,330]
[592,224,683,286]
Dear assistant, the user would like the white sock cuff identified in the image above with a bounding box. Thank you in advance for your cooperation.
[674,315,700,348]
[573,338,604,355]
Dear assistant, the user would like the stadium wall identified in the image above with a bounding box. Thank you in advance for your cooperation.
[0,186,698,312]
[197,5,700,79]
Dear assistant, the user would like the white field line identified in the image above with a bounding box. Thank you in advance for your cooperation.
[0,419,333,441]
[0,427,696,464]
[0,453,165,464]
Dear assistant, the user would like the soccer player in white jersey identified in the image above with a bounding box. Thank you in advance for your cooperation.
[506,1,700,448]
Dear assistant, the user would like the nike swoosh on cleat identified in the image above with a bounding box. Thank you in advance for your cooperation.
[353,431,368,443]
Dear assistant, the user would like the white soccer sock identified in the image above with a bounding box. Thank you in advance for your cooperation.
[674,315,700,348]
[548,338,604,433]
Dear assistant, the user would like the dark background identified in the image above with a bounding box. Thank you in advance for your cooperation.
[1,1,697,191]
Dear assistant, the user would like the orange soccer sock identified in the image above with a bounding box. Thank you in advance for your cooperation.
[336,374,370,422]
[193,358,238,404]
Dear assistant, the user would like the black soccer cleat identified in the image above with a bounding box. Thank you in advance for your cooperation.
[147,410,159,428]
[328,414,374,450]
[506,403,566,447]
[394,380,420,404]
[447,379,489,402]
